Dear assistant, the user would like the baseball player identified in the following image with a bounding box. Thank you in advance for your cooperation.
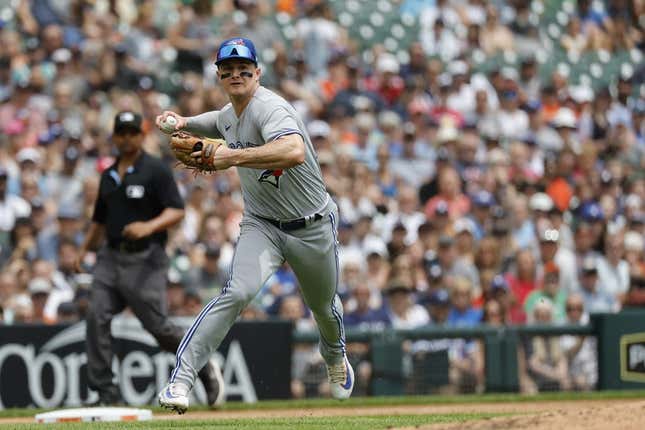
[77,111,224,407]
[156,37,353,413]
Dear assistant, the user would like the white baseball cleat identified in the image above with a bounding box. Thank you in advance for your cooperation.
[327,357,354,400]
[158,383,189,414]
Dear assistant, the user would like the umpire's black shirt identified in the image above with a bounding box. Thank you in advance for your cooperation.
[92,152,184,246]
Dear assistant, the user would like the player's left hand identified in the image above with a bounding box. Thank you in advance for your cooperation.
[122,222,154,240]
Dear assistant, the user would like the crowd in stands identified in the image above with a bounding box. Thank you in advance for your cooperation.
[0,0,643,395]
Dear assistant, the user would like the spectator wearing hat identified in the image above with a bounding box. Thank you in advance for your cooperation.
[497,89,529,142]
[188,244,228,295]
[577,202,606,252]
[365,249,390,292]
[45,145,84,210]
[28,276,52,324]
[454,217,477,264]
[468,191,495,240]
[167,268,188,317]
[384,281,429,329]
[410,286,456,394]
[529,192,555,234]
[488,274,523,324]
[551,107,581,153]
[390,124,434,189]
[536,227,578,293]
[36,204,84,263]
[578,256,617,313]
[307,120,332,151]
[434,234,480,293]
[525,262,567,323]
[354,216,388,261]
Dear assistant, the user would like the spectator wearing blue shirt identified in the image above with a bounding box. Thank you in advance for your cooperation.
[447,277,483,327]
[469,190,495,241]
[344,282,390,330]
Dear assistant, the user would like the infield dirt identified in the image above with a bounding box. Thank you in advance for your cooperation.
[1,398,643,429]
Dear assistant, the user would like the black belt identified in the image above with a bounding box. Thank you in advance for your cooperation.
[108,239,151,253]
[258,213,324,231]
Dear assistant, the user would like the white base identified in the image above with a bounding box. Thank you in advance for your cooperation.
[35,407,153,423]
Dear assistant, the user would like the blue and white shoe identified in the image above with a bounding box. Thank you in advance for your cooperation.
[327,357,354,400]
[158,383,189,414]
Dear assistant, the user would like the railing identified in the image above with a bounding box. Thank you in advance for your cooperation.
[294,323,596,395]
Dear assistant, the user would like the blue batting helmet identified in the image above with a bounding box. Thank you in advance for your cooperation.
[215,38,258,66]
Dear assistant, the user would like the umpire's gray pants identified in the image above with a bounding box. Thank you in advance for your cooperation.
[86,243,184,398]
[170,200,345,389]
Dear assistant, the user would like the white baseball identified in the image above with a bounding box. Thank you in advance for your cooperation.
[161,116,177,134]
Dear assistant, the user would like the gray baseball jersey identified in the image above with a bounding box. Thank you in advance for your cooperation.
[186,86,328,220]
[169,86,346,393]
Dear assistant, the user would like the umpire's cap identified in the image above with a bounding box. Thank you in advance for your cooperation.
[114,111,142,134]
[215,38,258,66]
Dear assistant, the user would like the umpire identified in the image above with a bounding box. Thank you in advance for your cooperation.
[77,111,223,406]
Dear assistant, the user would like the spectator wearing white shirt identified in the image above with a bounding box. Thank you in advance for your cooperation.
[597,232,630,305]
[560,294,597,391]
[496,90,529,142]
[579,257,617,313]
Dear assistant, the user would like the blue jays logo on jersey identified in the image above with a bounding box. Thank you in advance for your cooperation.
[258,169,283,189]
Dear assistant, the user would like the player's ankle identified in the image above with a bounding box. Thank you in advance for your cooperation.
[171,382,190,396]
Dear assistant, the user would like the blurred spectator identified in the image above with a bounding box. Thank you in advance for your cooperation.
[447,277,482,327]
[525,262,567,323]
[425,167,470,220]
[525,300,571,392]
[578,256,618,313]
[505,248,540,323]
[446,277,484,393]
[384,282,429,329]
[188,244,228,294]
[479,6,514,55]
[28,276,51,324]
[560,293,597,391]
[344,281,389,330]
[597,232,630,304]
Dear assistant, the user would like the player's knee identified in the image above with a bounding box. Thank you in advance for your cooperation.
[226,283,256,308]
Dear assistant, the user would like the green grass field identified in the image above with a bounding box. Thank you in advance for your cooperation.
[2,391,645,429]
[3,413,500,430]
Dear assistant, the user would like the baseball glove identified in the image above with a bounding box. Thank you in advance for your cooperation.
[169,131,224,173]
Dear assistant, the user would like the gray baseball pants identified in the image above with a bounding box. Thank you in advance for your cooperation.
[170,200,345,389]
[86,243,213,400]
